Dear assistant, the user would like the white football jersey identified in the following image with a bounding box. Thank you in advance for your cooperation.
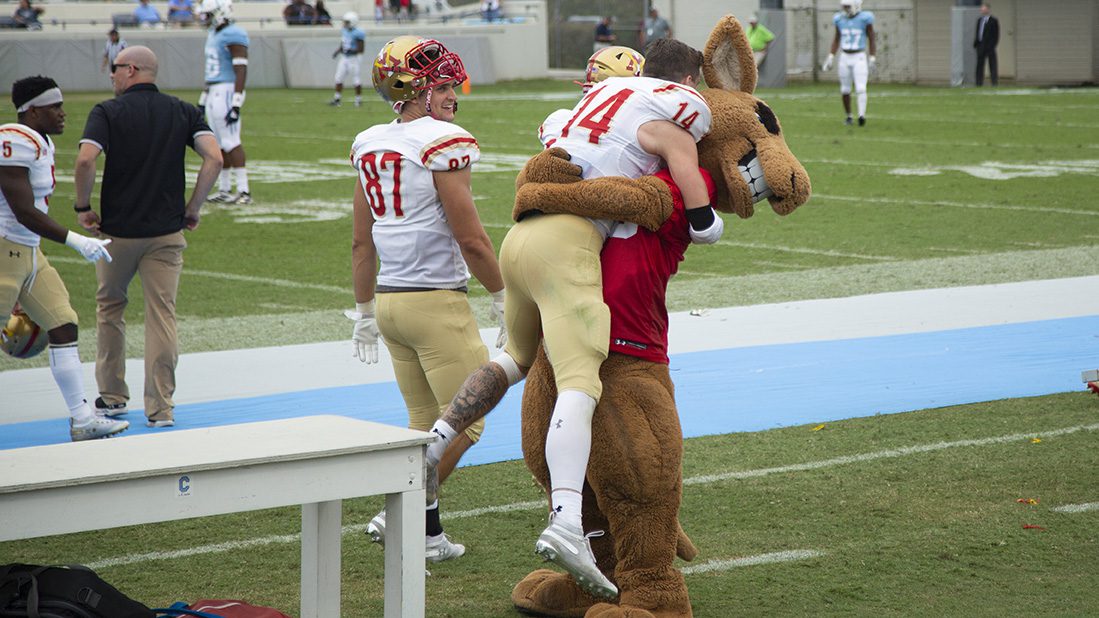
[0,123,55,248]
[546,76,711,179]
[350,116,480,289]
[537,108,572,149]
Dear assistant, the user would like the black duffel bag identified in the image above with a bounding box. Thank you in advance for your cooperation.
[0,564,155,618]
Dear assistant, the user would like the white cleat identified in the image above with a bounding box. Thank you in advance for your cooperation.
[425,533,465,563]
[535,517,617,600]
[70,416,129,441]
[206,191,236,203]
[366,510,386,546]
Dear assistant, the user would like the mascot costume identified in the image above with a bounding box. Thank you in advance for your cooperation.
[508,15,811,617]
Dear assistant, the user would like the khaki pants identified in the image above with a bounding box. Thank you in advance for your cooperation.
[499,214,609,401]
[95,231,186,422]
[0,237,78,330]
[376,289,488,442]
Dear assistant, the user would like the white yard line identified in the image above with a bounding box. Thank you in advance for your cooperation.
[1051,502,1099,514]
[81,423,1099,570]
[716,239,897,262]
[817,194,1099,218]
[681,550,826,575]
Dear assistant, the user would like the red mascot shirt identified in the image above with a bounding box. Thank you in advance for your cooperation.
[601,167,716,364]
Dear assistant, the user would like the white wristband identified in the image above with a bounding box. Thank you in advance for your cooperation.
[355,300,375,315]
[231,91,245,108]
[490,289,505,303]
[197,91,208,106]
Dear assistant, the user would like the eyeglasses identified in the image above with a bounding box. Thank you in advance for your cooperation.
[110,63,135,74]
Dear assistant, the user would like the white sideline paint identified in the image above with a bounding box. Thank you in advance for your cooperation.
[79,423,1099,571]
[1051,502,1099,514]
[681,550,826,575]
[4,276,1098,423]
[684,423,1099,486]
[814,193,1099,217]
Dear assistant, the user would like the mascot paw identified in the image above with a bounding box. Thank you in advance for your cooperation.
[585,603,655,618]
[517,147,583,187]
[513,569,599,618]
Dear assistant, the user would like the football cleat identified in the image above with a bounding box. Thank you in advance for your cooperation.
[147,419,175,428]
[94,397,128,417]
[373,36,466,105]
[328,98,341,107]
[844,116,853,126]
[425,533,465,563]
[366,510,386,546]
[207,191,236,203]
[1,311,48,359]
[535,517,617,600]
[858,116,866,126]
[70,416,129,441]
[233,192,253,205]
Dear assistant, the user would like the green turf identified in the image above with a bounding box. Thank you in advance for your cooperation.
[2,393,1097,615]
[5,82,1097,368]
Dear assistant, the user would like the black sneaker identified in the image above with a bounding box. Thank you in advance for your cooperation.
[844,116,853,126]
[858,116,866,126]
[94,397,127,417]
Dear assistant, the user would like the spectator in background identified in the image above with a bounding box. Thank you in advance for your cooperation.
[283,0,315,26]
[374,0,384,23]
[101,29,128,73]
[593,16,616,53]
[314,0,331,24]
[480,0,500,22]
[747,13,775,67]
[133,0,162,26]
[167,0,194,26]
[12,0,43,30]
[973,2,999,86]
[74,46,223,429]
[639,7,671,49]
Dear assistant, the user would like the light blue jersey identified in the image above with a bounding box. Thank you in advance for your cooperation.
[205,23,249,84]
[340,27,366,55]
[833,11,874,52]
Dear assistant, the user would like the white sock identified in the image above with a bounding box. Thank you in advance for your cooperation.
[857,92,868,117]
[354,95,362,105]
[234,167,250,194]
[333,91,341,101]
[219,169,231,192]
[426,419,458,466]
[49,344,94,423]
[545,390,596,529]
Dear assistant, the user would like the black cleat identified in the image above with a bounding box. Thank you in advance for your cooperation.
[858,116,866,126]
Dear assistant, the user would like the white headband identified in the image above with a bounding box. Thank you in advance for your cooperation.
[16,88,63,113]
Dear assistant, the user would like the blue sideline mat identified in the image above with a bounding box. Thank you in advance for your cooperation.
[2,316,1096,461]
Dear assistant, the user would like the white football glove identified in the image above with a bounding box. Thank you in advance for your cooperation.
[868,55,877,73]
[490,289,507,348]
[64,231,112,263]
[344,300,380,364]
[822,53,834,72]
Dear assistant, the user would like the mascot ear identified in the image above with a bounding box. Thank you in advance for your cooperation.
[702,14,757,94]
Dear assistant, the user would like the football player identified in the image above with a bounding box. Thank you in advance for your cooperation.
[423,37,723,600]
[0,75,128,441]
[198,0,252,203]
[822,0,876,126]
[346,36,507,563]
[538,45,645,149]
[329,12,366,107]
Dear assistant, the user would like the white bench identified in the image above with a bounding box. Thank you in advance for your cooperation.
[0,415,433,618]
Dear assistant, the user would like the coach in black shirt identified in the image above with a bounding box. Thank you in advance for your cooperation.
[73,45,222,428]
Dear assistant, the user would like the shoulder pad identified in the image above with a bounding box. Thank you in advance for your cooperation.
[0,124,47,165]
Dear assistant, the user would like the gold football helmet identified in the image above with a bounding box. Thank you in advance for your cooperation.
[1,310,48,359]
[584,46,645,86]
[372,36,467,104]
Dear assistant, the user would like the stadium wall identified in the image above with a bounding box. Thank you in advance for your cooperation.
[0,1,548,92]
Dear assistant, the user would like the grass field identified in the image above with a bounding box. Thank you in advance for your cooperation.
[2,80,1099,615]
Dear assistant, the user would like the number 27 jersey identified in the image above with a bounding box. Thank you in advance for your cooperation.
[544,76,711,180]
[349,116,480,289]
